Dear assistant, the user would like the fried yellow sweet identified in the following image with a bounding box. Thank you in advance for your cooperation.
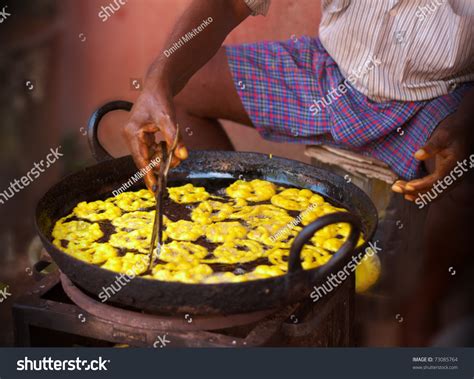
[203,272,248,284]
[52,239,93,263]
[51,178,371,286]
[266,248,290,271]
[112,211,155,231]
[229,204,292,226]
[53,239,117,265]
[109,229,152,253]
[232,198,248,208]
[168,183,210,204]
[159,241,208,263]
[101,253,149,274]
[52,239,79,257]
[251,264,285,278]
[203,265,284,283]
[309,221,364,250]
[266,246,332,271]
[248,221,301,248]
[322,237,344,252]
[207,239,263,264]
[334,222,365,248]
[152,261,213,283]
[52,219,103,242]
[303,203,347,224]
[300,205,324,225]
[166,220,204,241]
[191,200,234,224]
[90,243,119,264]
[205,222,247,243]
[226,179,276,202]
[310,224,340,246]
[73,200,122,221]
[111,189,155,212]
[301,245,332,270]
[271,188,323,211]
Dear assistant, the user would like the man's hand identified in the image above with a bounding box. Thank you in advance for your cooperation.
[121,0,251,192]
[122,86,188,192]
[391,89,474,202]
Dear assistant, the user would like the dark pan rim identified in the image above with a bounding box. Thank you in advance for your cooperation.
[35,150,378,313]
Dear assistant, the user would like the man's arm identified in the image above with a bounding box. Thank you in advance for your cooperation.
[123,0,252,191]
[151,0,252,97]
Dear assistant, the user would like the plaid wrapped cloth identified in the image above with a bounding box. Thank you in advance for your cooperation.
[225,36,472,180]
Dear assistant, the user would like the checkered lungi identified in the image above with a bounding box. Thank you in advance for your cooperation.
[225,36,472,180]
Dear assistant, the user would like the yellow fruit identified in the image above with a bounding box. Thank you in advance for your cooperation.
[355,251,381,293]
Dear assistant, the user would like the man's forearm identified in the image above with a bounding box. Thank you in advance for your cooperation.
[147,0,251,96]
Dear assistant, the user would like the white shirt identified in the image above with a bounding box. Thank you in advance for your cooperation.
[244,0,474,102]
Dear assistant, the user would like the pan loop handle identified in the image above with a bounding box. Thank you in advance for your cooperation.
[87,100,133,162]
[288,212,362,274]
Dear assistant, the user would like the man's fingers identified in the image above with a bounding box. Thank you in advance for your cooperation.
[392,177,436,197]
[175,143,189,160]
[130,137,158,192]
[128,141,157,192]
[140,123,161,134]
[124,120,160,192]
[155,113,177,145]
[143,170,158,192]
[404,194,416,202]
[170,154,182,168]
[414,127,451,161]
[405,173,439,192]
[124,106,187,192]
[415,144,440,161]
[391,180,406,193]
[154,112,188,161]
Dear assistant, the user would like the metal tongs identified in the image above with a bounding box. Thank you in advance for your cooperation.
[147,130,179,270]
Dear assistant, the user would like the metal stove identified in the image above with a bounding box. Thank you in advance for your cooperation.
[13,268,354,347]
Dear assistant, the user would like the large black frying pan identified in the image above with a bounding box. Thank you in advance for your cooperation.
[35,101,378,315]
